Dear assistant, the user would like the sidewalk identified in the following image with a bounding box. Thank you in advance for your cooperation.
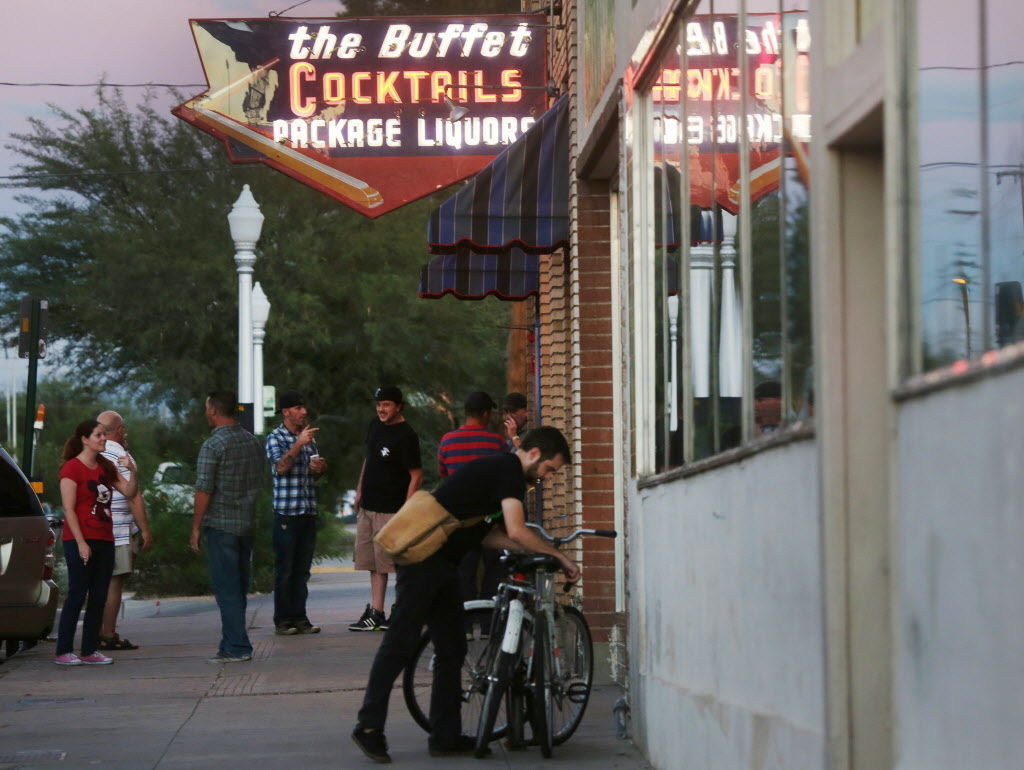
[0,566,652,770]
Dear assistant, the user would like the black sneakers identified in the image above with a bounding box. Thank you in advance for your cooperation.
[352,725,391,763]
[379,603,397,631]
[348,604,386,632]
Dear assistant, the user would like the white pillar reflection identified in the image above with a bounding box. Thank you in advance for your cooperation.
[719,212,742,397]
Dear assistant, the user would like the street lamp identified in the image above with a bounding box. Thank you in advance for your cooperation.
[227,185,264,417]
[953,274,972,359]
[251,281,271,435]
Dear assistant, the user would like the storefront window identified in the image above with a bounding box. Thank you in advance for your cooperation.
[916,0,1024,370]
[640,0,812,473]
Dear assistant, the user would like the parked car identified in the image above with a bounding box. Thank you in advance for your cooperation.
[0,446,59,656]
[150,461,194,512]
[337,489,357,524]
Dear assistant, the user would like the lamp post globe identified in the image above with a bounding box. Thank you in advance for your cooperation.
[229,184,264,420]
[251,281,271,434]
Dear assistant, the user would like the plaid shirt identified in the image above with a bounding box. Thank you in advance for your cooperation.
[195,424,265,536]
[266,423,318,516]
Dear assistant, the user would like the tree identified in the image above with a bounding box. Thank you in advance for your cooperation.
[0,88,512,502]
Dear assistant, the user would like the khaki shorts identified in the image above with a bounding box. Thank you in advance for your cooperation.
[354,508,397,574]
[112,543,133,576]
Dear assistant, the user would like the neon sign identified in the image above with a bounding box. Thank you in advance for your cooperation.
[173,16,548,218]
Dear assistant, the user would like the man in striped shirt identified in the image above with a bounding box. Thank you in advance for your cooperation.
[97,410,152,651]
[437,392,505,636]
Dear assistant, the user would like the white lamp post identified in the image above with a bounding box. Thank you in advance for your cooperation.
[251,281,271,435]
[227,185,264,414]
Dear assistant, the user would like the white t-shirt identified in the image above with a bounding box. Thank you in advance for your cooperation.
[101,439,137,546]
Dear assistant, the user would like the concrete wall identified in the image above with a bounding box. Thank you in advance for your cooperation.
[628,439,825,769]
[895,367,1024,770]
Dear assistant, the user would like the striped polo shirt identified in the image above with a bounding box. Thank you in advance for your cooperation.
[437,424,506,477]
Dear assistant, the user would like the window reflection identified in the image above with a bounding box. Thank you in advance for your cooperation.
[986,0,1024,350]
[643,0,813,473]
[916,0,1024,370]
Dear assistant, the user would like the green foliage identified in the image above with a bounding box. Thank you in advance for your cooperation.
[0,86,512,505]
[128,491,353,599]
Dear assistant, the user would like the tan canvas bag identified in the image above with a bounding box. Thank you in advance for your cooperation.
[373,490,485,565]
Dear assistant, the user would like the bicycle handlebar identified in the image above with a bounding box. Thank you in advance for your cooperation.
[525,522,618,546]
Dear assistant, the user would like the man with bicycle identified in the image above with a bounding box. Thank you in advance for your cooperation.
[352,426,580,763]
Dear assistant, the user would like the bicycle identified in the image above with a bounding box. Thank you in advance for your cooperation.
[402,523,616,758]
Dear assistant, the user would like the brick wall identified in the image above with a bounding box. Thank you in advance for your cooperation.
[524,0,625,646]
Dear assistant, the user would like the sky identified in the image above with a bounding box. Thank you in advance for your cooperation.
[0,0,345,385]
[0,0,345,219]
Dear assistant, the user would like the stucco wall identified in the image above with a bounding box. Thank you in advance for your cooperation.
[628,439,825,770]
[896,368,1024,770]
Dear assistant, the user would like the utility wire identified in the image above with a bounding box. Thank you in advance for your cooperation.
[0,82,204,88]
[1,167,251,181]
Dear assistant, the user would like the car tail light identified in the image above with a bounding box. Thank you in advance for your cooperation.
[43,528,56,580]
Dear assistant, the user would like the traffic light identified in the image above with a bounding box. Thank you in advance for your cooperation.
[18,296,48,359]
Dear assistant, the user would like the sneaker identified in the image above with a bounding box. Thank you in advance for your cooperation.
[348,604,372,632]
[79,652,114,665]
[295,620,321,634]
[351,725,391,763]
[206,651,253,664]
[275,623,299,636]
[349,605,385,632]
[379,603,396,631]
[54,653,82,666]
[428,735,490,757]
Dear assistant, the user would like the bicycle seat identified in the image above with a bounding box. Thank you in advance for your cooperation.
[502,552,564,572]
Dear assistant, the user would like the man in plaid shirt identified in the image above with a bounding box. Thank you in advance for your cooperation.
[266,390,328,635]
[190,391,265,663]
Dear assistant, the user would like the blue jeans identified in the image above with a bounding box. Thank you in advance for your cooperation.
[273,514,317,626]
[57,539,114,656]
[204,527,253,657]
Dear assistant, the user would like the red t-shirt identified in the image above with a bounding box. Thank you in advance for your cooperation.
[58,457,115,541]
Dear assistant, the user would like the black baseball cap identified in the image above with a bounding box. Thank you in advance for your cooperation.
[502,392,528,411]
[465,391,496,414]
[277,389,306,412]
[374,385,403,404]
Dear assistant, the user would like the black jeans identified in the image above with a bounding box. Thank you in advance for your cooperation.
[272,514,317,626]
[357,555,466,743]
[57,539,114,656]
[458,545,503,610]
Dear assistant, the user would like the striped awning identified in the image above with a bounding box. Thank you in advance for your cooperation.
[426,94,569,255]
[418,248,538,301]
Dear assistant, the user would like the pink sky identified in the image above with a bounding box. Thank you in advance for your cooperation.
[0,0,345,217]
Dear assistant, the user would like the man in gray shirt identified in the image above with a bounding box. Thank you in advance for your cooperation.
[190,391,265,663]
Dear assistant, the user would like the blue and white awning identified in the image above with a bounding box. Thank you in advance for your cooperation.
[419,95,568,300]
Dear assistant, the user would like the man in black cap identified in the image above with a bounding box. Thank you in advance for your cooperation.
[265,389,327,635]
[501,392,530,450]
[349,385,423,632]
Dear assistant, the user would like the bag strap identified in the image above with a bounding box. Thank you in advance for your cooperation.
[458,515,486,528]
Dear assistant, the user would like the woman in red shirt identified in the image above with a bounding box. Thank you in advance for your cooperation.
[55,419,137,666]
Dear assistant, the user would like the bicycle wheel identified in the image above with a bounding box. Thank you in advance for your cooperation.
[475,650,516,757]
[402,607,503,738]
[529,612,554,757]
[550,606,594,745]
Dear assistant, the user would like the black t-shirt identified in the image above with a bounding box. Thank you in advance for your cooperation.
[433,453,527,563]
[361,418,422,513]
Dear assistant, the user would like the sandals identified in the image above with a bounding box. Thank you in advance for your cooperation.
[98,634,139,650]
